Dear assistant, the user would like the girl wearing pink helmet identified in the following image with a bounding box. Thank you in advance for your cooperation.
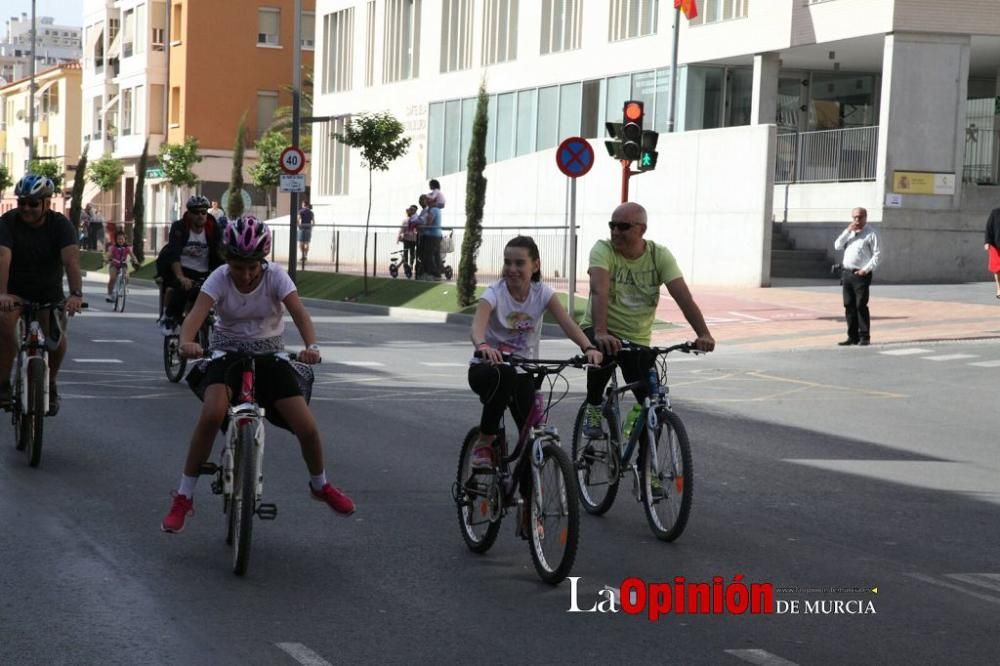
[161,216,354,534]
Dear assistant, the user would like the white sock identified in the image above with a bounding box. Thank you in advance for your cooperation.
[178,474,198,498]
[310,472,328,491]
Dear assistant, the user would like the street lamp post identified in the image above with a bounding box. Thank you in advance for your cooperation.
[288,0,303,281]
[26,0,37,167]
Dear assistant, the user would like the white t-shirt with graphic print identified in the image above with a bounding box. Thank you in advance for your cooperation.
[200,263,297,342]
[476,279,555,360]
[180,228,210,273]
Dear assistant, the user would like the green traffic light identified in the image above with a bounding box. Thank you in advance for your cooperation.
[640,153,653,167]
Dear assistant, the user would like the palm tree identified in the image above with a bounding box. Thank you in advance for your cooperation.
[269,65,313,152]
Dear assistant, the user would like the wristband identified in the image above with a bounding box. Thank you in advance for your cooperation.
[582,345,597,353]
[307,343,320,352]
[476,342,489,350]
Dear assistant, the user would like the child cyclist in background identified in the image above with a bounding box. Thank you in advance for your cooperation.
[105,229,138,302]
[161,216,355,533]
[467,235,602,469]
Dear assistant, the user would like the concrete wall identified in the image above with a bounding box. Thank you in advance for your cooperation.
[774,181,881,223]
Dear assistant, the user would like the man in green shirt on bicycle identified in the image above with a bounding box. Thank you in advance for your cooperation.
[580,201,715,438]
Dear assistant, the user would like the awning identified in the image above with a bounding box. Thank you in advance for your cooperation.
[100,93,119,115]
[86,28,103,54]
[106,29,122,59]
[33,79,55,98]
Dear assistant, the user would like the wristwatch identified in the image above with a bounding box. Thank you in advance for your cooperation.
[69,289,83,298]
[307,343,320,352]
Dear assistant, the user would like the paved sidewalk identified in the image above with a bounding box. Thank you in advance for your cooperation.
[652,278,1000,351]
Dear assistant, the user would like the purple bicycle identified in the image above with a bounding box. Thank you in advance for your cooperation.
[452,355,586,585]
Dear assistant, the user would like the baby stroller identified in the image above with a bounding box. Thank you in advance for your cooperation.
[414,231,455,281]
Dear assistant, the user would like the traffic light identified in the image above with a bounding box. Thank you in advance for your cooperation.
[604,122,626,160]
[622,101,644,161]
[638,130,659,172]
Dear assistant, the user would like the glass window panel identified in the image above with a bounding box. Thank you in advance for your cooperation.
[496,92,515,161]
[536,86,559,151]
[486,94,498,163]
[653,67,671,132]
[558,82,582,138]
[726,68,753,127]
[605,74,630,123]
[444,99,462,174]
[427,102,445,178]
[630,70,657,119]
[516,89,536,156]
[460,96,477,167]
[581,79,601,138]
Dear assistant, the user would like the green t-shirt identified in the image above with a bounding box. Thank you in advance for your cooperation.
[580,239,683,346]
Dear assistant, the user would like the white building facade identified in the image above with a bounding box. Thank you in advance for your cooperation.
[0,14,82,85]
[311,0,1000,285]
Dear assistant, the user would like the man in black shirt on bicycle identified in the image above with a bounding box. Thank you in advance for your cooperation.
[0,174,84,414]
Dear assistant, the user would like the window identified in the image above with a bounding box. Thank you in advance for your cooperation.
[169,86,180,125]
[443,100,461,174]
[135,84,145,135]
[94,28,104,72]
[152,27,165,50]
[364,1,375,86]
[258,8,280,46]
[608,0,658,41]
[383,0,421,83]
[482,0,518,66]
[92,96,103,135]
[690,0,749,25]
[316,116,350,195]
[301,12,316,49]
[123,8,135,58]
[440,0,473,73]
[122,88,133,135]
[150,84,165,133]
[541,0,581,55]
[536,86,559,150]
[171,4,181,42]
[40,82,60,115]
[256,91,279,137]
[136,4,146,54]
[515,89,536,156]
[322,8,354,93]
[152,2,166,50]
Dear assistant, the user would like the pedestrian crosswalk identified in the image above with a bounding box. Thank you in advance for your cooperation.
[879,346,1000,368]
[906,572,1000,607]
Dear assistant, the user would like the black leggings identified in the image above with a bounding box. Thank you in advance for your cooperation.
[583,327,656,406]
[468,363,536,437]
[164,268,208,320]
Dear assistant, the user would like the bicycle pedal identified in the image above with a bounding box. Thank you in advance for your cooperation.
[198,462,219,476]
[256,503,278,520]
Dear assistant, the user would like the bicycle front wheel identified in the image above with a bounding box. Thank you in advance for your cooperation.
[570,402,620,515]
[526,442,580,585]
[232,421,257,576]
[25,357,45,468]
[115,274,127,312]
[455,427,502,554]
[640,408,693,542]
[163,335,186,383]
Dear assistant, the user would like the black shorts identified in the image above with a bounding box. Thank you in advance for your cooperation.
[203,355,302,404]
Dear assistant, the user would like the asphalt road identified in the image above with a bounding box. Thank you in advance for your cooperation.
[1,282,997,665]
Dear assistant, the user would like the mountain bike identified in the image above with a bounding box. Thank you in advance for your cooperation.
[10,300,84,467]
[196,351,290,576]
[570,342,696,542]
[452,354,586,585]
[109,261,131,312]
[160,280,215,383]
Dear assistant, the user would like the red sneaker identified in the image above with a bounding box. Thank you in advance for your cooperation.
[161,492,194,533]
[310,483,355,516]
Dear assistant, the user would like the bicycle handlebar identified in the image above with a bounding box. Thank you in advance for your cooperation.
[472,350,592,372]
[203,349,302,362]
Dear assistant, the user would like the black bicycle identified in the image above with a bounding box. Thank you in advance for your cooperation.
[570,342,696,542]
[159,279,215,383]
[452,354,586,584]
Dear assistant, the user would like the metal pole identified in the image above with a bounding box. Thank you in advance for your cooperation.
[620,161,630,203]
[667,7,681,133]
[568,177,577,321]
[288,0,302,281]
[27,0,37,166]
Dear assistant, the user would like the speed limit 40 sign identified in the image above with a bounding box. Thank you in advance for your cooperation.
[280,146,305,175]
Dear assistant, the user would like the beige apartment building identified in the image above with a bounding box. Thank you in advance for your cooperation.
[0,61,82,212]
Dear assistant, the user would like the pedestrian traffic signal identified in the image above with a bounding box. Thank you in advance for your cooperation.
[604,122,627,160]
[638,130,659,172]
[622,101,644,162]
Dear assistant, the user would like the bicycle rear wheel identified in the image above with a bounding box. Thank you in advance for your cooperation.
[454,427,502,553]
[232,421,257,575]
[640,408,693,542]
[526,442,579,585]
[163,335,186,382]
[25,357,45,468]
[570,402,620,515]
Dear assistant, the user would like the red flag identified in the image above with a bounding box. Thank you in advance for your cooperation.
[674,0,698,20]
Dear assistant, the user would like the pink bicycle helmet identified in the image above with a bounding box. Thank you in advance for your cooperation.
[222,215,271,260]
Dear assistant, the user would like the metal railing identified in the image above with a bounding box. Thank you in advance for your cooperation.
[776,126,879,184]
[963,127,1000,185]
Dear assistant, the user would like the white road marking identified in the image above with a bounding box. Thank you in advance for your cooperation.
[728,311,770,322]
[922,354,978,361]
[337,361,385,367]
[91,339,134,343]
[275,643,333,666]
[945,573,1000,593]
[968,360,1000,368]
[74,358,124,364]
[420,362,467,367]
[725,649,799,665]
[879,348,932,356]
[905,573,1000,606]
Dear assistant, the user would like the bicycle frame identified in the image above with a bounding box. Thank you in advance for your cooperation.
[13,303,54,415]
[215,353,267,502]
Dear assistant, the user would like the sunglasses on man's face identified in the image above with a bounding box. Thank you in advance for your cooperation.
[192,209,208,215]
[608,221,636,232]
[17,198,43,208]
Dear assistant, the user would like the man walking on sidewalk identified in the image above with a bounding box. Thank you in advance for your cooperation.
[834,207,881,346]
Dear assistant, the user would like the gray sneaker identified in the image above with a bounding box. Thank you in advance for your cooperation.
[582,404,605,439]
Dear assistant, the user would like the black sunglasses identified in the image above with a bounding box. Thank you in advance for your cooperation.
[17,198,43,208]
[608,221,636,232]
